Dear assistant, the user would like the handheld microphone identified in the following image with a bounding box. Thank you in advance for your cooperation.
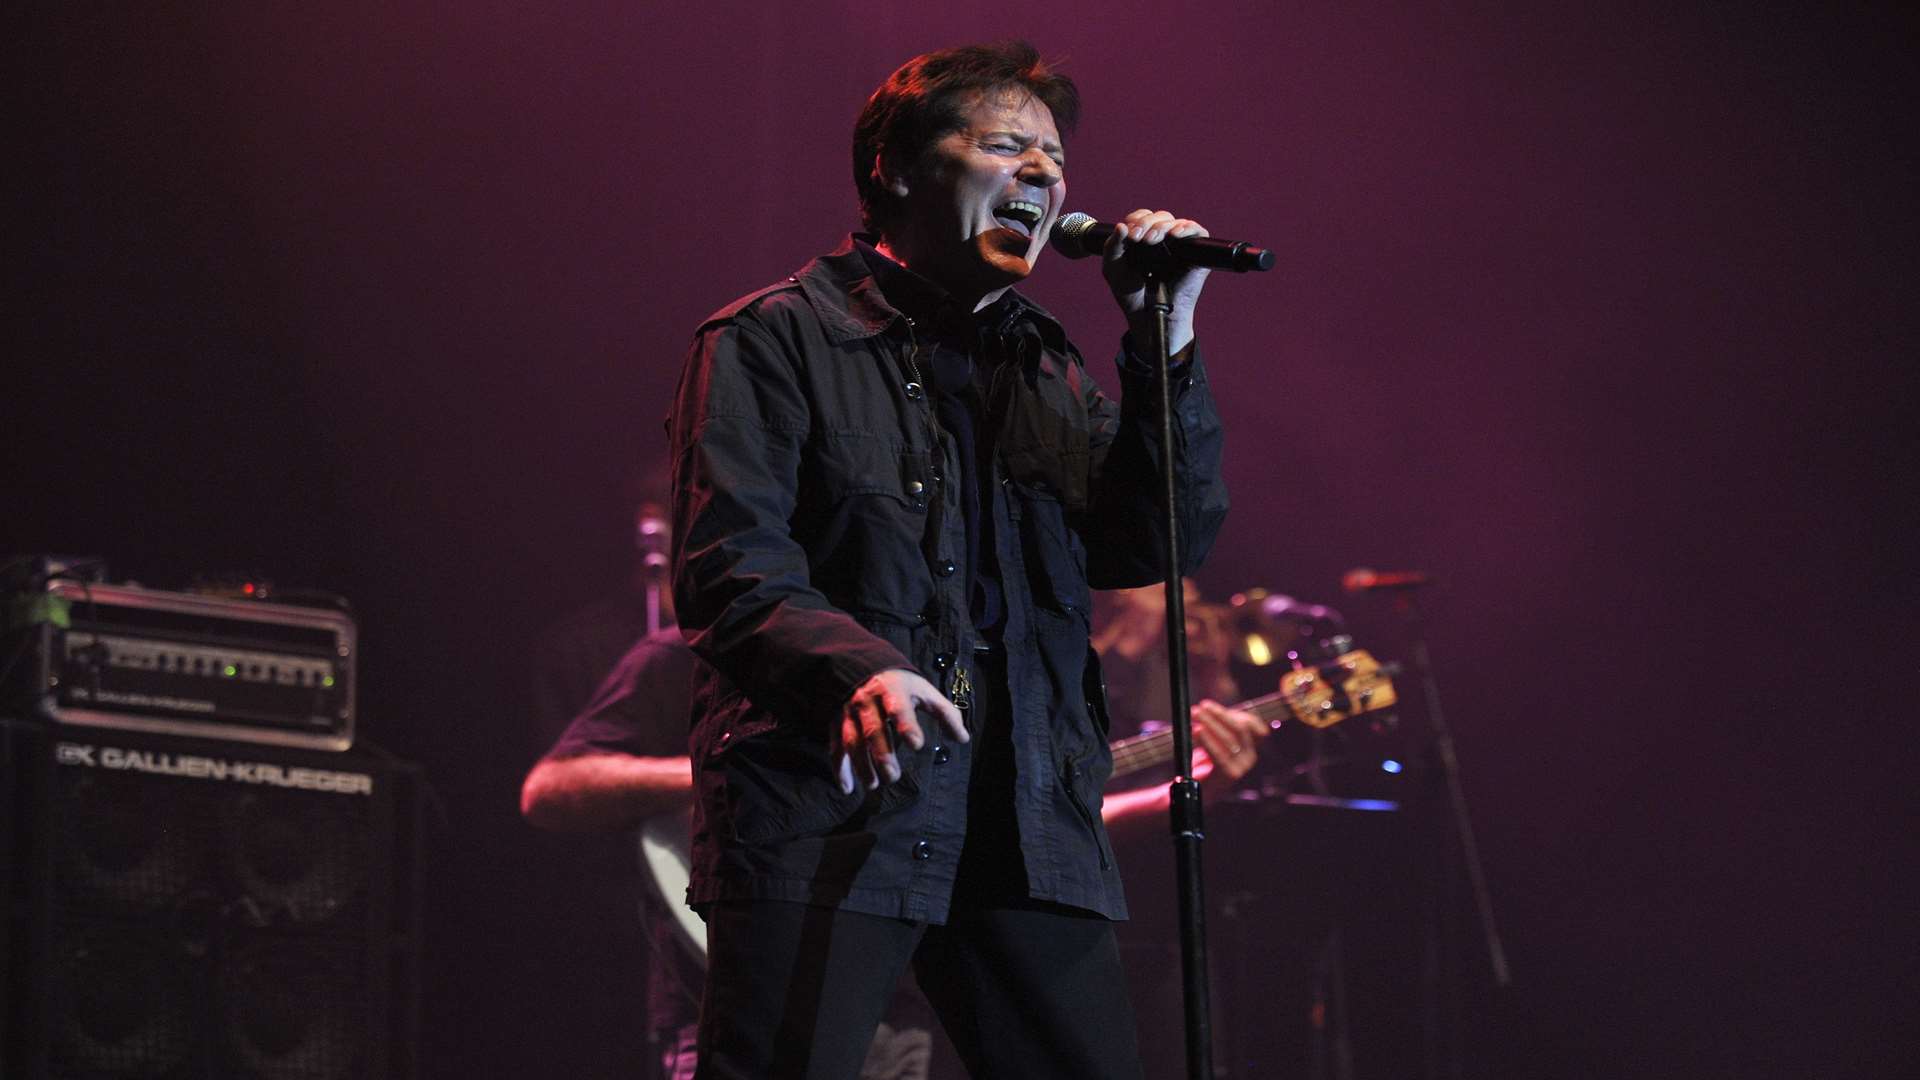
[1049,212,1275,272]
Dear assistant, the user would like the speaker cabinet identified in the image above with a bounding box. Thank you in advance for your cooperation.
[2,718,420,1079]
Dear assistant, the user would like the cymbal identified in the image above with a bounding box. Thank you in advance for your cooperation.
[1224,587,1348,667]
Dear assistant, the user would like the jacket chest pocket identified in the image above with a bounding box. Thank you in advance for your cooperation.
[798,436,935,623]
[993,360,1092,513]
[1007,480,1092,622]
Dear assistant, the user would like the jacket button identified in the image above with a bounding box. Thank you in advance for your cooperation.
[912,840,933,860]
[933,653,951,670]
[906,479,925,496]
[905,382,925,400]
[936,560,957,577]
[913,612,929,625]
[933,745,951,765]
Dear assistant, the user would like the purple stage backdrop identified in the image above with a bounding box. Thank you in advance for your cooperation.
[10,2,1915,1077]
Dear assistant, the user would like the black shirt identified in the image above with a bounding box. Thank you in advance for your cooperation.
[855,243,1016,633]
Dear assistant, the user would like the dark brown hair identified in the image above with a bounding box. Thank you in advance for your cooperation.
[851,41,1080,235]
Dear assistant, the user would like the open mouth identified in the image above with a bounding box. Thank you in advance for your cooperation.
[992,200,1045,237]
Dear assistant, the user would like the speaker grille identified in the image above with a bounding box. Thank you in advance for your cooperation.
[48,920,201,1078]
[5,721,418,1080]
[219,933,369,1080]
[226,789,372,928]
[52,770,216,917]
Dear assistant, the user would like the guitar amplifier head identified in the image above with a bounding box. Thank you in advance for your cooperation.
[4,580,356,751]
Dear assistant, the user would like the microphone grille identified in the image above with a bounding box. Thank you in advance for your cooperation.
[1050,212,1098,258]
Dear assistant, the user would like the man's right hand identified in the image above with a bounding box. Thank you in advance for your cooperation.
[834,668,968,794]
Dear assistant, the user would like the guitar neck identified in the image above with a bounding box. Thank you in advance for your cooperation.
[1107,691,1295,781]
[1102,650,1396,783]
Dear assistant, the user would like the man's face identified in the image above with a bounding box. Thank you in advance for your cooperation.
[889,88,1067,298]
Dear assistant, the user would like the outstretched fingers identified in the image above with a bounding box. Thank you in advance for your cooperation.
[834,669,965,793]
[925,690,967,744]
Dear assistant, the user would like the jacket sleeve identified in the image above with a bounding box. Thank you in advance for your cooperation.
[1078,338,1230,588]
[666,317,914,728]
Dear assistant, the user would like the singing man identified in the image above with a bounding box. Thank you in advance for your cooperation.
[667,40,1234,1079]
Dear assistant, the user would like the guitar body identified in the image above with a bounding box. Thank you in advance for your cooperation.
[637,810,705,959]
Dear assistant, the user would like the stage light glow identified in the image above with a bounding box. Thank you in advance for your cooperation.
[1381,759,1403,774]
[1243,633,1272,666]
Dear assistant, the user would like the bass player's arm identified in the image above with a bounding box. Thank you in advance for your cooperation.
[520,752,693,833]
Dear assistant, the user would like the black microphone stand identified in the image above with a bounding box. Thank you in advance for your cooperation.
[1142,274,1214,1080]
[1384,589,1509,1080]
[638,509,669,636]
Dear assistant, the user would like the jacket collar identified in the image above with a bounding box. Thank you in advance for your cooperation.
[792,234,1068,349]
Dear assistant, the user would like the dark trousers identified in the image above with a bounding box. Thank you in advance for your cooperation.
[697,897,1143,1080]
[695,648,1144,1080]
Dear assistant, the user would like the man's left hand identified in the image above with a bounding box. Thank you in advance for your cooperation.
[1190,698,1270,800]
[1101,208,1211,355]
